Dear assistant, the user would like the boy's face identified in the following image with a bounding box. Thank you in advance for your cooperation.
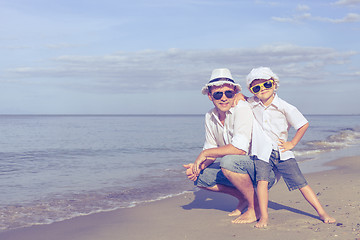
[250,79,276,103]
[208,84,236,113]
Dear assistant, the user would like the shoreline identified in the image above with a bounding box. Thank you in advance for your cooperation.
[1,155,360,240]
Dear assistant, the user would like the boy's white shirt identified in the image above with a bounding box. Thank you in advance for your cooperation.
[203,101,253,153]
[248,94,308,162]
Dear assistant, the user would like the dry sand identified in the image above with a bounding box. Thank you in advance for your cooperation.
[1,156,360,240]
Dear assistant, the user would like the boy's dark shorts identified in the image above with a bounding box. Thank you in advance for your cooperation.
[254,150,308,191]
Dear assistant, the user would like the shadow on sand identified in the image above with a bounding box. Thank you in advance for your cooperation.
[182,189,318,220]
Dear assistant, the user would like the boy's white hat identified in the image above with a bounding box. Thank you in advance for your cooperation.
[246,67,280,90]
[201,68,242,95]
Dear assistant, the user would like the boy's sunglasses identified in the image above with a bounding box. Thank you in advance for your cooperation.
[212,90,235,100]
[250,80,274,94]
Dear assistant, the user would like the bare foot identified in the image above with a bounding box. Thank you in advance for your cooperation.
[228,202,247,216]
[255,217,268,228]
[232,209,257,224]
[320,213,336,223]
[229,209,241,216]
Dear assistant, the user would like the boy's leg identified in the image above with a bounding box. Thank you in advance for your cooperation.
[299,185,336,223]
[275,158,336,223]
[253,158,272,228]
[255,180,269,228]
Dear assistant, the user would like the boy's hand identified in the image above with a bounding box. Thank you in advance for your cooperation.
[232,93,247,107]
[278,139,295,152]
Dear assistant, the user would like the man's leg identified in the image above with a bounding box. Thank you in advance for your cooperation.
[220,155,274,224]
[184,163,247,215]
[200,184,247,216]
[221,168,258,223]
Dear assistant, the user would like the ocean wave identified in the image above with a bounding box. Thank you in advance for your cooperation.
[0,178,193,233]
[296,128,360,157]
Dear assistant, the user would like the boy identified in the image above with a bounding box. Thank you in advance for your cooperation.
[245,67,336,228]
[184,68,276,224]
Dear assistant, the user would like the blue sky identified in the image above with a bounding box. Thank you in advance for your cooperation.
[0,0,359,114]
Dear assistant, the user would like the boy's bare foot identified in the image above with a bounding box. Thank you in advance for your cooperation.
[231,209,257,224]
[255,217,268,228]
[320,213,336,223]
[228,201,247,216]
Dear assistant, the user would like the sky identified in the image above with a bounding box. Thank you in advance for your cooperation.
[0,0,359,115]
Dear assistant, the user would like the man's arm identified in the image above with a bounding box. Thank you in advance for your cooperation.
[192,144,246,175]
[192,103,253,174]
[201,144,246,158]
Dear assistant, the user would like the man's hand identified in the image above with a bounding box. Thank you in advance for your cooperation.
[192,152,207,175]
[183,164,198,181]
[278,139,295,152]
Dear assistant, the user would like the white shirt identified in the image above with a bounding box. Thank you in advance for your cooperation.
[203,101,253,153]
[248,94,308,161]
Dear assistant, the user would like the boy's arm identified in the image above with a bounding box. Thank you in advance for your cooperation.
[232,93,248,107]
[278,122,309,152]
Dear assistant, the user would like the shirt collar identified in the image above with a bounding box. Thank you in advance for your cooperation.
[210,107,234,125]
[251,94,280,109]
[271,94,280,108]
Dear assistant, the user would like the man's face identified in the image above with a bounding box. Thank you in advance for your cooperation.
[208,84,236,113]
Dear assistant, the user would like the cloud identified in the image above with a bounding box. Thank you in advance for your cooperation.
[4,44,357,93]
[0,45,31,50]
[272,13,311,23]
[332,0,360,7]
[273,12,360,23]
[343,70,360,76]
[45,43,84,49]
[297,4,310,11]
[273,1,360,24]
[254,0,280,6]
[315,13,360,23]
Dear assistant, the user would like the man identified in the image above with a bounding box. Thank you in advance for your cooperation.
[183,68,275,223]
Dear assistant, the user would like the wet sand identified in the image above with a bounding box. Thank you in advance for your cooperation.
[1,156,359,240]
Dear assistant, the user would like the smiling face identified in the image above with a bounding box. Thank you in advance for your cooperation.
[250,79,276,106]
[208,84,236,115]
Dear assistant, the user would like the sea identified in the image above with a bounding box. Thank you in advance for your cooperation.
[0,114,360,232]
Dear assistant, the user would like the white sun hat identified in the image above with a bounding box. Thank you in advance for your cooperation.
[201,68,242,95]
[246,67,280,90]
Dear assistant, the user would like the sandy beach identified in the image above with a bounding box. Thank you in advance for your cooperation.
[1,156,360,240]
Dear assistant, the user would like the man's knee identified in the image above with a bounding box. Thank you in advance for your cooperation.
[220,155,252,174]
[220,167,232,177]
[221,167,248,180]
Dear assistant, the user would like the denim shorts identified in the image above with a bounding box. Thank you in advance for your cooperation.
[195,155,275,190]
[254,150,308,191]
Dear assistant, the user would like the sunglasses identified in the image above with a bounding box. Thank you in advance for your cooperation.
[212,90,235,100]
[249,80,274,94]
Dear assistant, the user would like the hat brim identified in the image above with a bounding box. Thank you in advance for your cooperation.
[201,81,242,95]
[246,67,279,90]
